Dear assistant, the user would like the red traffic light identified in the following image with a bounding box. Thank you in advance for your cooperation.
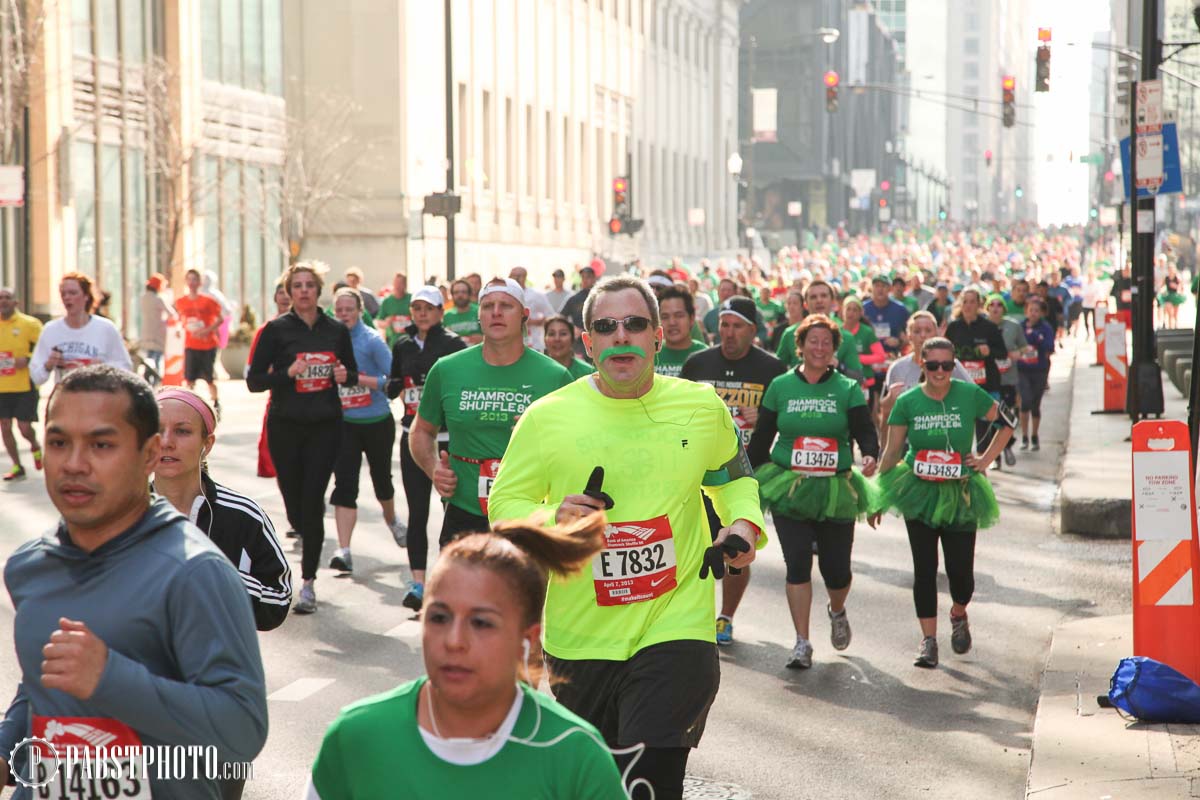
[823,71,839,88]
[878,198,888,208]
[1038,27,1052,42]
[1002,75,1016,91]
[612,177,628,193]
[984,149,992,160]
[1104,170,1115,182]
[609,217,623,234]
[880,180,891,191]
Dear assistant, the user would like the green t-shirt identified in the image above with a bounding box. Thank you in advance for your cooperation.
[845,321,878,355]
[886,380,997,475]
[443,304,481,339]
[774,321,864,379]
[311,678,625,800]
[898,295,920,313]
[378,293,413,345]
[654,340,707,377]
[1003,297,1026,325]
[487,375,767,660]
[762,369,865,472]
[565,357,596,380]
[418,346,572,515]
[757,299,785,330]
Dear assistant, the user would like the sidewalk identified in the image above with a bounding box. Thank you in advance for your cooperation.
[1026,614,1200,799]
[1058,337,1188,539]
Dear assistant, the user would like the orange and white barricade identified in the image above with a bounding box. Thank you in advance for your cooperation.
[1094,302,1107,367]
[1103,312,1126,412]
[1131,420,1200,683]
[161,319,185,386]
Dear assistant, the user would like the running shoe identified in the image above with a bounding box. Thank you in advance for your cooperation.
[828,604,851,651]
[1020,437,1030,451]
[715,617,734,646]
[294,583,317,615]
[32,449,42,470]
[329,549,353,573]
[3,465,25,481]
[390,518,408,548]
[950,613,972,654]
[1031,435,1040,451]
[914,636,938,668]
[1003,447,1016,467]
[786,637,814,669]
[402,581,424,611]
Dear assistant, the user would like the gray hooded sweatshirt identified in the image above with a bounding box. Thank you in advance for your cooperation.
[0,498,267,799]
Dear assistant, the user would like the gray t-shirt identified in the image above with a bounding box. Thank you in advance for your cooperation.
[995,318,1028,387]
[884,353,972,390]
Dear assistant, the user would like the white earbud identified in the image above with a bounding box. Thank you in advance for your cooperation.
[522,639,531,663]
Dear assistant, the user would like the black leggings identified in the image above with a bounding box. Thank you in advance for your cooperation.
[905,518,977,619]
[1082,307,1095,335]
[1018,368,1050,418]
[267,415,341,581]
[618,747,690,800]
[773,514,854,587]
[330,416,396,509]
[399,431,447,572]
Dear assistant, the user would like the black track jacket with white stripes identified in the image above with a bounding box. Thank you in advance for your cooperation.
[192,472,292,630]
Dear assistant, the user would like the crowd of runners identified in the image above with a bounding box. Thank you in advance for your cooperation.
[0,222,1181,798]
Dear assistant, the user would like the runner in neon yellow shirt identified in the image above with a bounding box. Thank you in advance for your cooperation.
[488,275,765,800]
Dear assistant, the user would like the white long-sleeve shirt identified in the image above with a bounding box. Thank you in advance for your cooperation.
[29,315,132,385]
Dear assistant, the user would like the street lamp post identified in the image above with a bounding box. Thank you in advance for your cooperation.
[727,152,752,261]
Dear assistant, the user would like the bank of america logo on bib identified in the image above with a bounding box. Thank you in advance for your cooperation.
[605,524,657,542]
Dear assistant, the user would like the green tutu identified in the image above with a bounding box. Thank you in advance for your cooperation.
[875,463,1000,530]
[1159,291,1186,307]
[755,463,881,522]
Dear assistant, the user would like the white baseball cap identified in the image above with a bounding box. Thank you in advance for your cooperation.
[411,286,444,308]
[478,278,526,307]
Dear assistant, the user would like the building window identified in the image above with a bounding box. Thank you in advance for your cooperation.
[527,106,535,197]
[244,166,265,322]
[963,62,978,79]
[964,38,979,56]
[562,117,572,204]
[97,0,119,61]
[222,161,243,298]
[242,0,264,91]
[579,121,588,206]
[595,126,605,214]
[203,157,220,281]
[221,0,242,85]
[122,0,146,63]
[457,83,468,189]
[73,0,93,56]
[72,139,96,275]
[125,148,148,333]
[505,98,514,194]
[202,0,221,79]
[264,0,283,95]
[99,144,122,323]
[544,110,553,200]
[482,90,492,190]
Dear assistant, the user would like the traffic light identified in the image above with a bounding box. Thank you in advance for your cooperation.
[1116,59,1136,113]
[824,71,839,113]
[1036,46,1051,92]
[938,205,947,221]
[1002,76,1016,127]
[1089,207,1099,219]
[1015,185,1024,199]
[609,177,629,235]
[984,149,993,167]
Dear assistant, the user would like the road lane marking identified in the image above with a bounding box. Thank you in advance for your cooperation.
[269,678,335,702]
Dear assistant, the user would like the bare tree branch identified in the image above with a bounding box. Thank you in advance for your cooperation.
[0,0,51,163]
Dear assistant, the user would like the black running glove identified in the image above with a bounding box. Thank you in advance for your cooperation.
[583,466,614,510]
[699,534,751,580]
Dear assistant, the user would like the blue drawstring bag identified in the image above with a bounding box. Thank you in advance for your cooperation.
[1108,656,1200,723]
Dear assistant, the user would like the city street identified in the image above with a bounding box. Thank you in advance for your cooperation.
[0,340,1131,800]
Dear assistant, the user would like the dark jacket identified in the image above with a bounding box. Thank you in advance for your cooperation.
[192,472,291,631]
[386,322,467,429]
[247,308,358,423]
[944,315,1008,393]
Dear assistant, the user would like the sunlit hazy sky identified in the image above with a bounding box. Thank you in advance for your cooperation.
[1034,0,1114,225]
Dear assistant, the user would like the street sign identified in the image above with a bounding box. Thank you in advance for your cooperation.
[0,166,24,207]
[1135,80,1163,133]
[850,169,876,198]
[1099,206,1118,226]
[687,207,706,227]
[1136,132,1165,189]
[786,201,803,217]
[878,207,891,222]
[1120,122,1182,198]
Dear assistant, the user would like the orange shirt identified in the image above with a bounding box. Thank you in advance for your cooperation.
[176,294,222,350]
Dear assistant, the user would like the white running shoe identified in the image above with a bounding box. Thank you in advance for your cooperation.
[786,637,814,669]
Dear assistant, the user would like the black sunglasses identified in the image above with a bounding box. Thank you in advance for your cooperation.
[924,360,956,373]
[590,315,652,335]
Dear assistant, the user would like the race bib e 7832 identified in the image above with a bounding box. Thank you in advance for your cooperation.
[592,515,677,606]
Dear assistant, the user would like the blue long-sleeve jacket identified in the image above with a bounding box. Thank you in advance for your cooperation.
[0,499,267,799]
[1020,320,1056,371]
[340,321,394,421]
